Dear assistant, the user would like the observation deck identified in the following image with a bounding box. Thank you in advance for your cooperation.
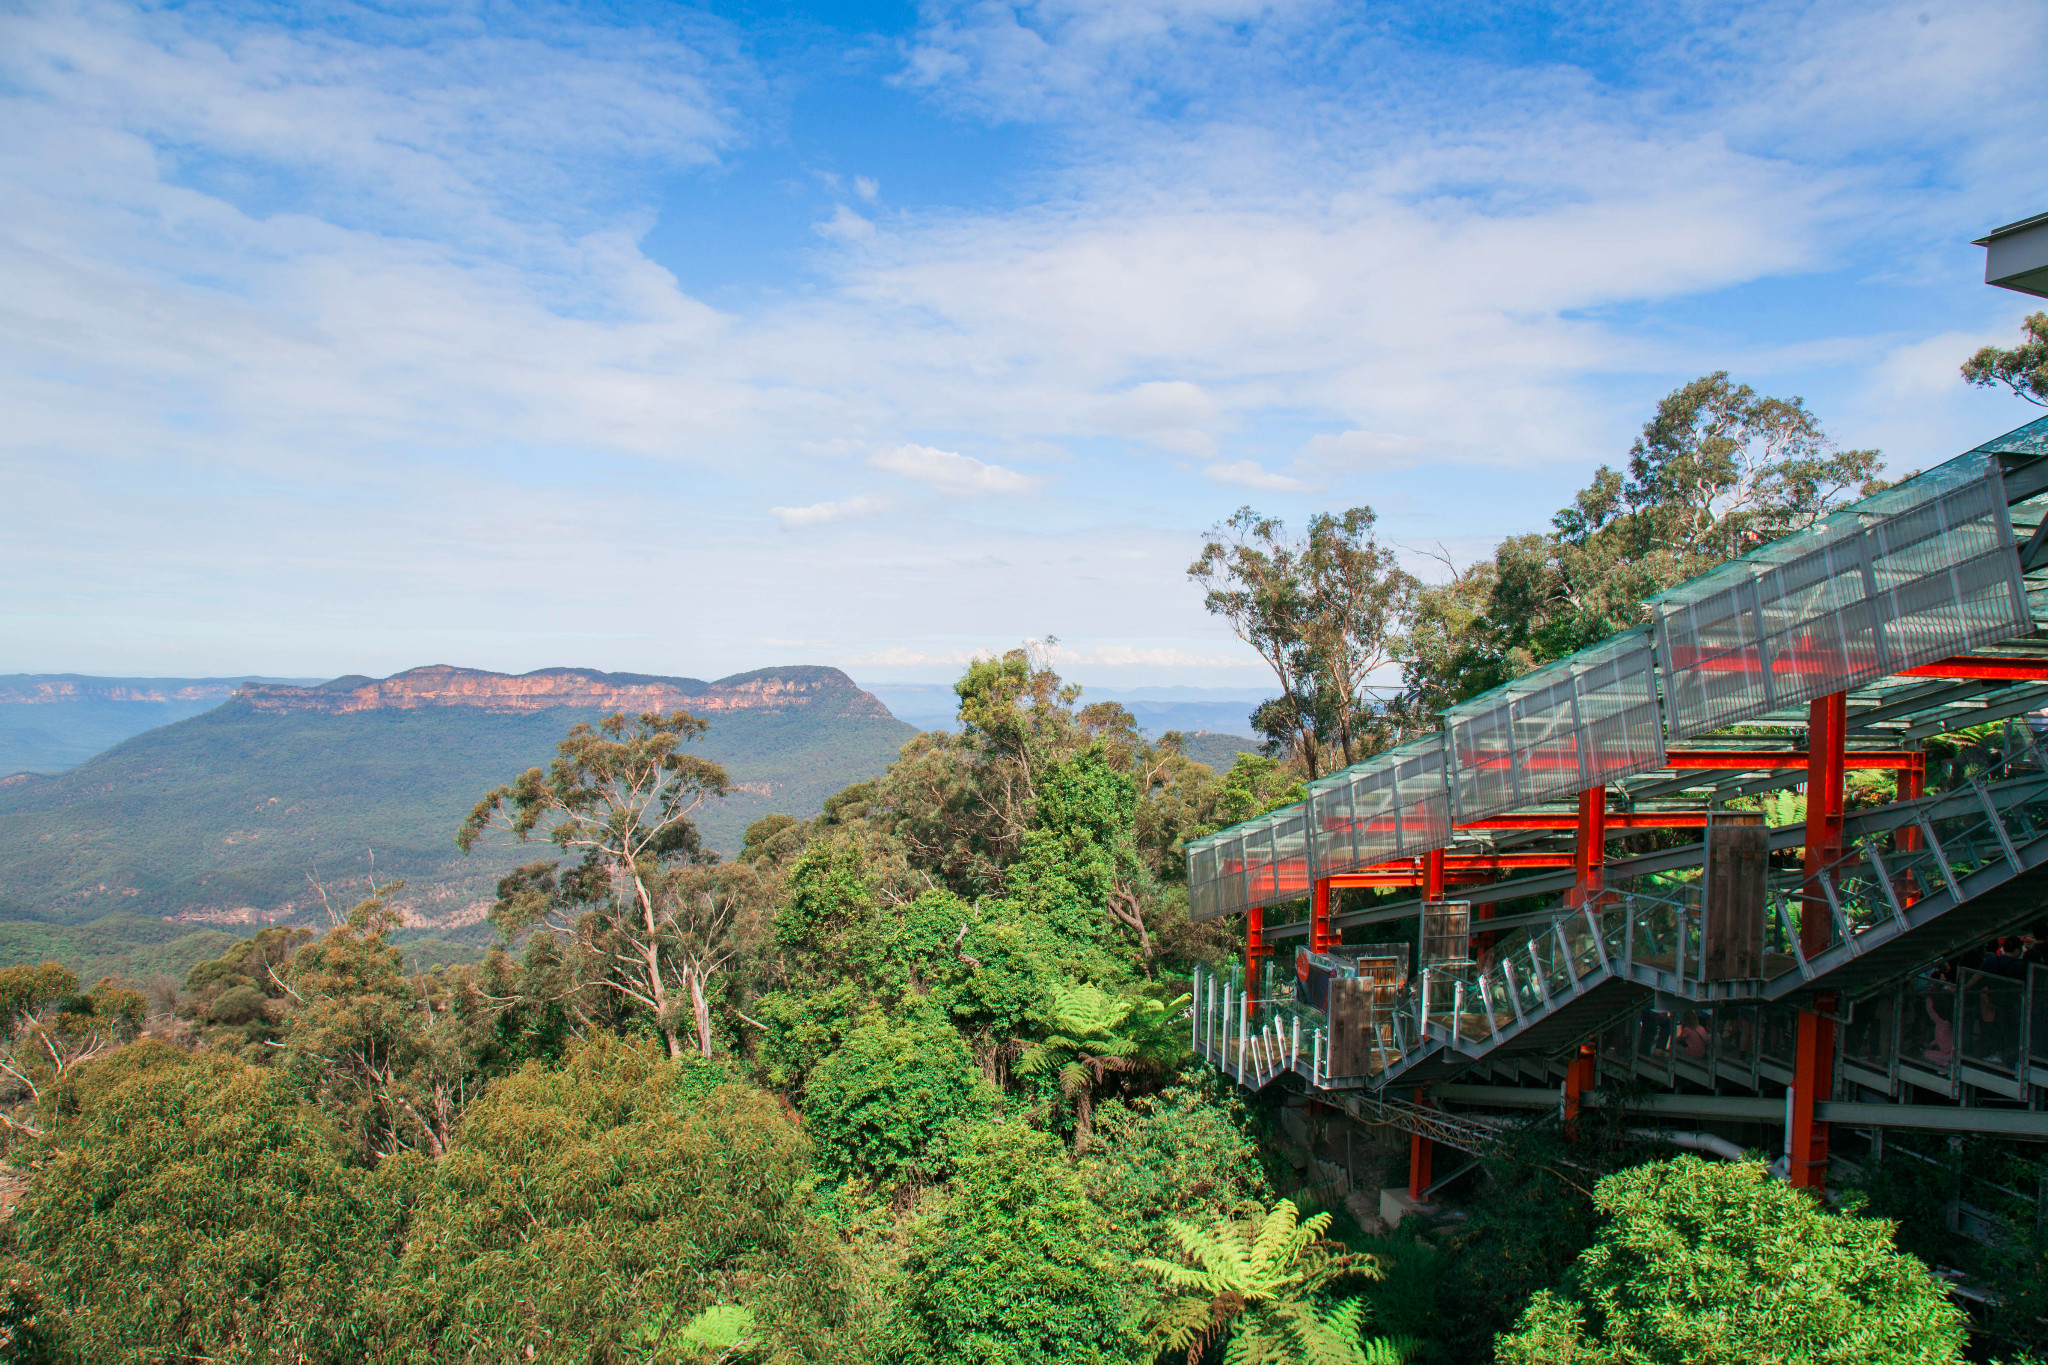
[1185,414,2048,1191]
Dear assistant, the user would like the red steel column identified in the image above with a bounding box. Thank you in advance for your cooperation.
[1408,1088,1433,1200]
[1573,785,1608,906]
[1790,691,1846,1192]
[1244,907,1265,1025]
[1564,1043,1597,1130]
[1410,849,1448,1197]
[1310,878,1334,954]
[1790,1007,1836,1192]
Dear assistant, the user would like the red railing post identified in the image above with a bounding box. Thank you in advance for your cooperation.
[1790,690,1847,1193]
[1424,848,1446,901]
[1310,877,1333,954]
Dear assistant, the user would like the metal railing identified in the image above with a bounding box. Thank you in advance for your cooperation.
[1193,748,2048,1096]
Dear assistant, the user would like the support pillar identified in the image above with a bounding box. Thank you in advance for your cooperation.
[1310,878,1334,954]
[1573,785,1608,907]
[1564,1043,1596,1129]
[1407,1088,1433,1199]
[1790,691,1846,1193]
[1897,752,1925,904]
[1413,854,1445,1196]
[1244,907,1266,1025]
[1789,1003,1836,1191]
[1802,693,1847,928]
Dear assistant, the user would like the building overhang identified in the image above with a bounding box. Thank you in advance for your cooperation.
[1975,212,2048,300]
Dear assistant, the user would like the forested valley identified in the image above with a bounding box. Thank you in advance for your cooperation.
[2,369,2038,1365]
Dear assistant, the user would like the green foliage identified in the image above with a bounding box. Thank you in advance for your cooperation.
[10,1041,401,1363]
[890,1120,1144,1365]
[0,913,238,996]
[805,1001,995,1184]
[1140,1197,1415,1365]
[386,1035,848,1364]
[1421,1113,1657,1361]
[1086,1082,1273,1236]
[0,964,146,1141]
[178,923,313,1055]
[1000,743,1140,948]
[1854,1134,2048,1355]
[1493,1156,1967,1365]
[627,1303,760,1363]
[1962,311,2048,407]
[1016,981,1188,1149]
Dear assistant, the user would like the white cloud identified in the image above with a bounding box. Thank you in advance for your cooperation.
[1299,430,1430,473]
[870,444,1037,495]
[1096,379,1219,455]
[769,495,889,528]
[817,204,876,241]
[854,175,879,202]
[1202,460,1312,493]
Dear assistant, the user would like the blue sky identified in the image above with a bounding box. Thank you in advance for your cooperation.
[3,0,2045,690]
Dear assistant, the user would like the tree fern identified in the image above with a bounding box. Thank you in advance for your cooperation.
[1139,1198,1421,1365]
[1016,981,1190,1149]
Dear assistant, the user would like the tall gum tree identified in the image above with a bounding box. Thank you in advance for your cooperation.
[459,711,731,1059]
[1400,374,1885,722]
[1189,507,1415,778]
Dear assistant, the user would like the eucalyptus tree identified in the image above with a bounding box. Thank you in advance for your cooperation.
[458,710,733,1059]
[1401,374,1885,721]
[1963,311,2048,406]
[1190,507,1415,778]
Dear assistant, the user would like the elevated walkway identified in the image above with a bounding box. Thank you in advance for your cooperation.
[1193,768,2048,1105]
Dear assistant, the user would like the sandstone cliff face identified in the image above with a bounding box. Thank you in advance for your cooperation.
[235,665,896,720]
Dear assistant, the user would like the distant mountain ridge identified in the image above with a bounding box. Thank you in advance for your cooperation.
[0,673,318,776]
[0,663,916,983]
[0,675,272,706]
[236,664,894,719]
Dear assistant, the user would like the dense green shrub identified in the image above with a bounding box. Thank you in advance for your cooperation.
[804,1001,995,1184]
[889,1121,1146,1365]
[1085,1081,1271,1237]
[383,1034,849,1364]
[10,1041,402,1363]
[1494,1155,1967,1365]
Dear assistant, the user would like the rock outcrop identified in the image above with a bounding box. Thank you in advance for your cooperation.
[234,664,895,720]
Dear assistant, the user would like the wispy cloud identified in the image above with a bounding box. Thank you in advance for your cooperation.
[870,444,1036,495]
[770,495,889,528]
[1202,460,1312,493]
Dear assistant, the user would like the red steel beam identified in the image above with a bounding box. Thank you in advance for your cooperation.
[1326,854,1574,889]
[1664,749,1917,770]
[1459,812,1710,830]
[1896,656,2048,680]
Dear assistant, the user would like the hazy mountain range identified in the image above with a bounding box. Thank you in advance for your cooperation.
[0,665,1260,984]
